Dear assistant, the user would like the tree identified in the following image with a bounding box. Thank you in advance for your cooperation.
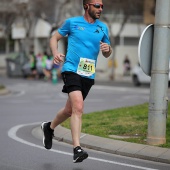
[53,0,82,28]
[100,0,144,79]
[0,0,17,53]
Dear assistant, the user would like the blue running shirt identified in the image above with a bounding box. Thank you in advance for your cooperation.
[58,16,110,79]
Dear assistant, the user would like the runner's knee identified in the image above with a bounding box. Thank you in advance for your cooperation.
[72,105,83,116]
[63,107,72,117]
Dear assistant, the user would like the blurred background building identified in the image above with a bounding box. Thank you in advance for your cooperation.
[0,0,155,80]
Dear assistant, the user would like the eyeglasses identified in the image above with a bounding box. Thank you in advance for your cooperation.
[88,3,103,9]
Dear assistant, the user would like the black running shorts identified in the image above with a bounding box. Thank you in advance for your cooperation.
[61,71,94,100]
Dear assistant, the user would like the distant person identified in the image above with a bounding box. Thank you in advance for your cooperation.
[123,55,131,76]
[42,52,53,81]
[36,53,43,66]
[41,0,112,163]
[29,51,37,79]
[52,63,62,80]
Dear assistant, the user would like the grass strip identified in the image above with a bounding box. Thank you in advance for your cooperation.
[61,103,170,148]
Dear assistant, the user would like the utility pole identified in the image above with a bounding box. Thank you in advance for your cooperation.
[147,0,170,145]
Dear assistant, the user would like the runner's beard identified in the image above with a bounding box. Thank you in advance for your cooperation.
[89,10,101,20]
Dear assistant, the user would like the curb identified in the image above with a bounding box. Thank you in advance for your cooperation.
[0,88,10,95]
[33,125,170,164]
[53,126,170,164]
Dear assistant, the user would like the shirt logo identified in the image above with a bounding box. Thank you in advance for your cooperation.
[94,25,103,33]
[94,29,100,33]
[74,25,85,31]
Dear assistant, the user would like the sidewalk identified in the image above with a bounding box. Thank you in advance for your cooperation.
[34,125,170,164]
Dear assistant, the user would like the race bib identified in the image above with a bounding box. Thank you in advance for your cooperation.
[77,58,95,76]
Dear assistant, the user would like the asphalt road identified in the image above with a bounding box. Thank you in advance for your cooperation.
[0,76,170,170]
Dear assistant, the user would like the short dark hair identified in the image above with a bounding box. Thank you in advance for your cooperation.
[83,0,91,5]
[83,0,92,9]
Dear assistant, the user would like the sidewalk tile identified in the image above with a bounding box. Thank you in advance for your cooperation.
[158,149,170,161]
[136,146,168,158]
[117,142,147,156]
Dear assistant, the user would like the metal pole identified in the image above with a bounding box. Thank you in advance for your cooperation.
[147,0,170,145]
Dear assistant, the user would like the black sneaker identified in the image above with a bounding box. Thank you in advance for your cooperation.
[41,122,54,150]
[73,146,88,163]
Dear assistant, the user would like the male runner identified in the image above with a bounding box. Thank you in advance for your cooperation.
[41,0,112,163]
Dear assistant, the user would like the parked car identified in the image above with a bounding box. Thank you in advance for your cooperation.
[132,63,170,86]
[6,52,29,77]
[131,63,150,86]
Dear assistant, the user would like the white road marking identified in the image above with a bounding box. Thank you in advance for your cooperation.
[8,123,158,170]
[14,90,25,97]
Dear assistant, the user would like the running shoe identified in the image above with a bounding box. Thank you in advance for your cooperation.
[41,122,54,150]
[73,146,88,163]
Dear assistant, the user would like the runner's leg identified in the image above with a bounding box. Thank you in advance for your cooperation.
[69,90,84,147]
[50,98,72,129]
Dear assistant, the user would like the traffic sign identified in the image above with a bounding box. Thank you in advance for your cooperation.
[138,24,154,76]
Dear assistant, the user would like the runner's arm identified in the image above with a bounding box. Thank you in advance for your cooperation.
[100,41,112,58]
[50,31,65,64]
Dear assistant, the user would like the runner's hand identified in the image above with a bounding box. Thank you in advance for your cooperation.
[100,41,110,53]
[53,53,65,65]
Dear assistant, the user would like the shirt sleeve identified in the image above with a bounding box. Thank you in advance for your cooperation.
[102,25,110,45]
[58,19,71,37]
